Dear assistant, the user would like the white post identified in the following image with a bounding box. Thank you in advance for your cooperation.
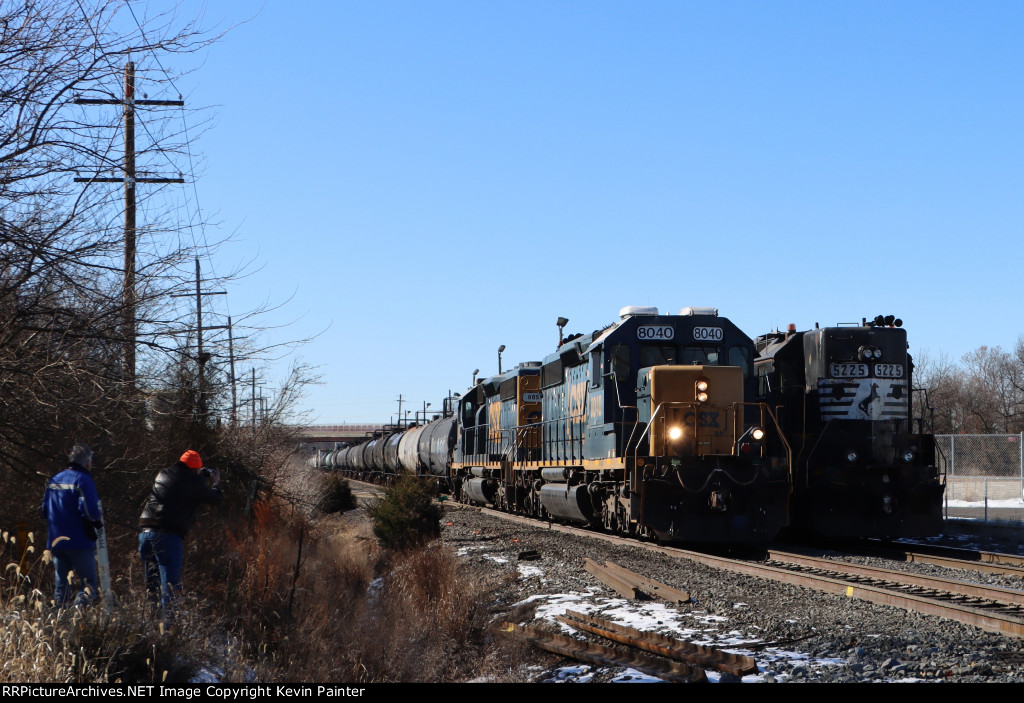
[95,500,113,613]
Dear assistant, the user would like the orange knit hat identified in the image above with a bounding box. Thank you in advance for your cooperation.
[179,450,203,470]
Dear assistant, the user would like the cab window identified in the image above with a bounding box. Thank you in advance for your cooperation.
[681,346,720,365]
[640,345,676,367]
[610,344,631,380]
[728,346,751,378]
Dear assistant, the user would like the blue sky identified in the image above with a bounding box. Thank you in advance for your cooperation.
[131,1,1023,423]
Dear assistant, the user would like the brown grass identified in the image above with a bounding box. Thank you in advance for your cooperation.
[1,466,535,683]
[220,500,515,682]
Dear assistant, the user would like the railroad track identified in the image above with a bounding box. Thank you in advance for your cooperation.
[466,505,1024,639]
[862,540,1024,577]
[764,549,1024,637]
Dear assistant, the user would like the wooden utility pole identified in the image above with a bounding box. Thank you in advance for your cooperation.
[228,316,237,424]
[75,61,184,387]
[172,257,226,427]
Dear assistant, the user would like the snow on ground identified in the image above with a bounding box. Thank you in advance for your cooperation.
[506,572,844,683]
[946,498,1024,508]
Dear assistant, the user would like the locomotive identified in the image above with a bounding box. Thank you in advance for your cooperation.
[754,315,944,540]
[328,306,793,544]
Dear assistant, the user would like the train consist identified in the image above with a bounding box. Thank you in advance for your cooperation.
[325,306,792,544]
[754,315,944,539]
[320,309,945,544]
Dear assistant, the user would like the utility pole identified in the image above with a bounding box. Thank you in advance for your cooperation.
[171,258,226,427]
[228,316,237,425]
[75,61,185,387]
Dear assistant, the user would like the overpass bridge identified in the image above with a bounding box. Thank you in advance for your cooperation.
[295,424,385,451]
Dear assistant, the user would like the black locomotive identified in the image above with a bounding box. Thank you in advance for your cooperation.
[754,315,944,539]
[328,306,792,544]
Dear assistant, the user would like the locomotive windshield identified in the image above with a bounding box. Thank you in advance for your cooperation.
[640,345,677,367]
[680,345,720,365]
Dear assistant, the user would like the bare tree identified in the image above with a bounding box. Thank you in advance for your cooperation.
[916,343,1024,435]
[0,0,220,517]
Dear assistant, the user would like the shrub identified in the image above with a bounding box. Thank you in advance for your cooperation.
[319,475,357,514]
[366,474,441,551]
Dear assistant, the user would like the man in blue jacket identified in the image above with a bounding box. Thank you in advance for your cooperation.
[41,444,102,608]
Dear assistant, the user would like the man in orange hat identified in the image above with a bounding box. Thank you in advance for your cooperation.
[138,449,222,607]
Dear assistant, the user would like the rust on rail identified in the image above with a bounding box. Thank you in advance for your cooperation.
[557,609,757,677]
[497,622,707,682]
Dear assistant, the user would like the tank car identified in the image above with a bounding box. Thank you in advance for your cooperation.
[450,306,792,544]
[754,315,944,540]
[331,407,458,488]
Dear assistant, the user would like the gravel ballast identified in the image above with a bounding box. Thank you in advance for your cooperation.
[439,505,1024,683]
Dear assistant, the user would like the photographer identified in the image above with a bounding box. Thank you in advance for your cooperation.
[138,450,222,607]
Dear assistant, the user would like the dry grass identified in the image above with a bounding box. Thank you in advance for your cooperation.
[0,531,249,682]
[0,465,535,683]
[221,500,517,682]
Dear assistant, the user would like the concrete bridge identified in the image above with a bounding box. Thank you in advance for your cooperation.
[295,423,384,451]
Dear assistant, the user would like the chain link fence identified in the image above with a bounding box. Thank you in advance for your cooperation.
[935,434,1024,523]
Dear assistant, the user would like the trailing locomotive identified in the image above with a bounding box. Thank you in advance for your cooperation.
[754,315,944,540]
[329,306,793,544]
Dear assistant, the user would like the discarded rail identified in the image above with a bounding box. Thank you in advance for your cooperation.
[584,558,692,604]
[557,609,757,677]
[497,622,707,683]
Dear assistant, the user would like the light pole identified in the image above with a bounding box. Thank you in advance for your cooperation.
[498,345,505,374]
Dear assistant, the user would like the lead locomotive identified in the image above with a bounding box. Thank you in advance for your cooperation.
[451,306,791,544]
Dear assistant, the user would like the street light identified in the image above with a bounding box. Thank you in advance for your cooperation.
[557,316,569,345]
[498,345,506,374]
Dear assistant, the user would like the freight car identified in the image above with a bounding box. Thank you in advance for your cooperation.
[754,315,944,540]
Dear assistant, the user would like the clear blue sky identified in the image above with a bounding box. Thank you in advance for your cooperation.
[136,1,1023,423]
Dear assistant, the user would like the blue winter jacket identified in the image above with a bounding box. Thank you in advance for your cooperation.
[41,463,102,551]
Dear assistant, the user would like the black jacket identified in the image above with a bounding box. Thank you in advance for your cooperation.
[139,461,223,538]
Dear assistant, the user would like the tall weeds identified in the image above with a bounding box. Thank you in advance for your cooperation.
[222,497,499,682]
[2,465,523,682]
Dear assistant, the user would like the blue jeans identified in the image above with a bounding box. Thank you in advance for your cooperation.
[138,530,184,607]
[51,548,98,608]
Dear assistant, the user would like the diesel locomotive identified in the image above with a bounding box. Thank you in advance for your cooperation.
[754,315,944,539]
[328,306,793,544]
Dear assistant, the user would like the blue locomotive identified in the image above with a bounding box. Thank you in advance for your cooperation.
[754,315,944,539]
[450,306,792,543]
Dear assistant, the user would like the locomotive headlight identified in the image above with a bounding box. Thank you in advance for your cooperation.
[751,427,765,441]
[873,348,883,359]
[845,450,858,463]
[668,426,683,440]
[902,450,915,462]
